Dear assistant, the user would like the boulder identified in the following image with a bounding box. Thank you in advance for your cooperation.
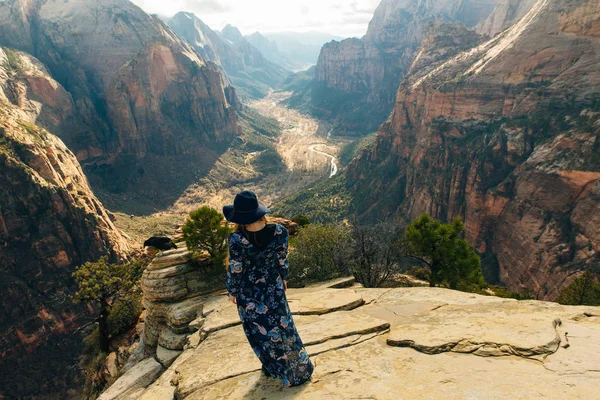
[98,358,163,400]
[156,346,182,368]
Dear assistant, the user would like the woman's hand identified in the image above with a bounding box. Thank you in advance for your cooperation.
[283,280,288,291]
[228,295,237,304]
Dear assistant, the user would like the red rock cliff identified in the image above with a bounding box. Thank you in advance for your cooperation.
[311,0,499,134]
[0,47,129,397]
[0,0,239,167]
[349,0,600,299]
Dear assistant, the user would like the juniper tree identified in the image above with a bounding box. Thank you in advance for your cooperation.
[402,214,485,291]
[72,257,146,352]
[182,206,232,266]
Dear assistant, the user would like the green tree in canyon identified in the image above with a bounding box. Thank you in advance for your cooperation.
[183,206,232,267]
[557,271,600,306]
[72,257,146,352]
[403,214,485,291]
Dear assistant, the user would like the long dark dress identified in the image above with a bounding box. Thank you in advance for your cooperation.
[225,224,314,386]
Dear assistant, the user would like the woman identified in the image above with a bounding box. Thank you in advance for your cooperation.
[223,190,314,387]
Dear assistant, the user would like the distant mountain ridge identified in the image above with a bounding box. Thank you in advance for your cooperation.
[168,13,291,100]
[247,31,344,72]
[286,0,500,135]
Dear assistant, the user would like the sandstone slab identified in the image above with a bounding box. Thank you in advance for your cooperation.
[98,358,163,400]
[386,300,566,359]
[202,289,365,333]
[156,346,182,368]
[186,335,597,400]
[146,249,191,271]
[176,308,390,397]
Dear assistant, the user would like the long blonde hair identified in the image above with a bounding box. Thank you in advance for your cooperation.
[235,216,268,233]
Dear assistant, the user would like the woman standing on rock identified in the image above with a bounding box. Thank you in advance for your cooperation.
[224,190,314,387]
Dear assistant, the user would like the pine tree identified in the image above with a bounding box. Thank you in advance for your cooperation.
[557,271,600,306]
[182,206,232,266]
[403,214,485,291]
[72,257,146,352]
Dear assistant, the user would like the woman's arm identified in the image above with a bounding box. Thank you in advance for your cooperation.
[276,227,290,282]
[226,234,244,300]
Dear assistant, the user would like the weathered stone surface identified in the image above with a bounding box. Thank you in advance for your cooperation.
[141,250,213,352]
[386,301,564,358]
[146,249,192,271]
[98,358,163,400]
[186,335,598,400]
[158,327,189,351]
[101,286,600,399]
[176,308,390,397]
[156,346,182,368]
[201,288,366,334]
[544,315,600,375]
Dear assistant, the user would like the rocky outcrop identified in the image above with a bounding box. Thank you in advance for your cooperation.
[140,249,213,355]
[103,282,600,399]
[348,0,600,299]
[300,0,499,135]
[0,47,128,397]
[0,0,239,176]
[168,14,290,100]
[476,0,537,37]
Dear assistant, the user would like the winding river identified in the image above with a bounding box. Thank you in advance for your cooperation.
[308,144,338,178]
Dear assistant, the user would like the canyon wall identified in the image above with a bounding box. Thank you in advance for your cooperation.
[348,0,600,299]
[306,0,499,135]
[0,47,129,397]
[0,0,239,173]
[168,14,290,100]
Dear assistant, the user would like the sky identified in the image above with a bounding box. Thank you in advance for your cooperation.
[131,0,382,38]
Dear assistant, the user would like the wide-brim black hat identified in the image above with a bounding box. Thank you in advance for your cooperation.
[223,190,271,224]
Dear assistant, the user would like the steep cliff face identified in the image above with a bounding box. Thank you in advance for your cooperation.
[476,0,537,37]
[168,14,290,100]
[0,47,129,397]
[308,0,499,135]
[0,0,239,172]
[348,0,600,299]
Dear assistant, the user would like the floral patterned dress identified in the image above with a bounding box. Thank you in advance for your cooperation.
[226,224,314,386]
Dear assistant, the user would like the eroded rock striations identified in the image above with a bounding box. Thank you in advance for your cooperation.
[103,281,600,399]
[0,47,128,397]
[348,0,600,299]
[167,14,290,100]
[299,0,499,135]
[476,0,537,37]
[0,0,239,175]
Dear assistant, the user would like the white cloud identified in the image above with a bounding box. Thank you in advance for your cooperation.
[131,0,381,37]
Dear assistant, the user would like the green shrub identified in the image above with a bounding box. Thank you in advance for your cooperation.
[288,224,352,285]
[3,49,22,75]
[183,206,232,267]
[252,148,284,175]
[407,266,432,282]
[107,294,142,337]
[557,271,600,306]
[402,214,485,292]
[292,215,311,227]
